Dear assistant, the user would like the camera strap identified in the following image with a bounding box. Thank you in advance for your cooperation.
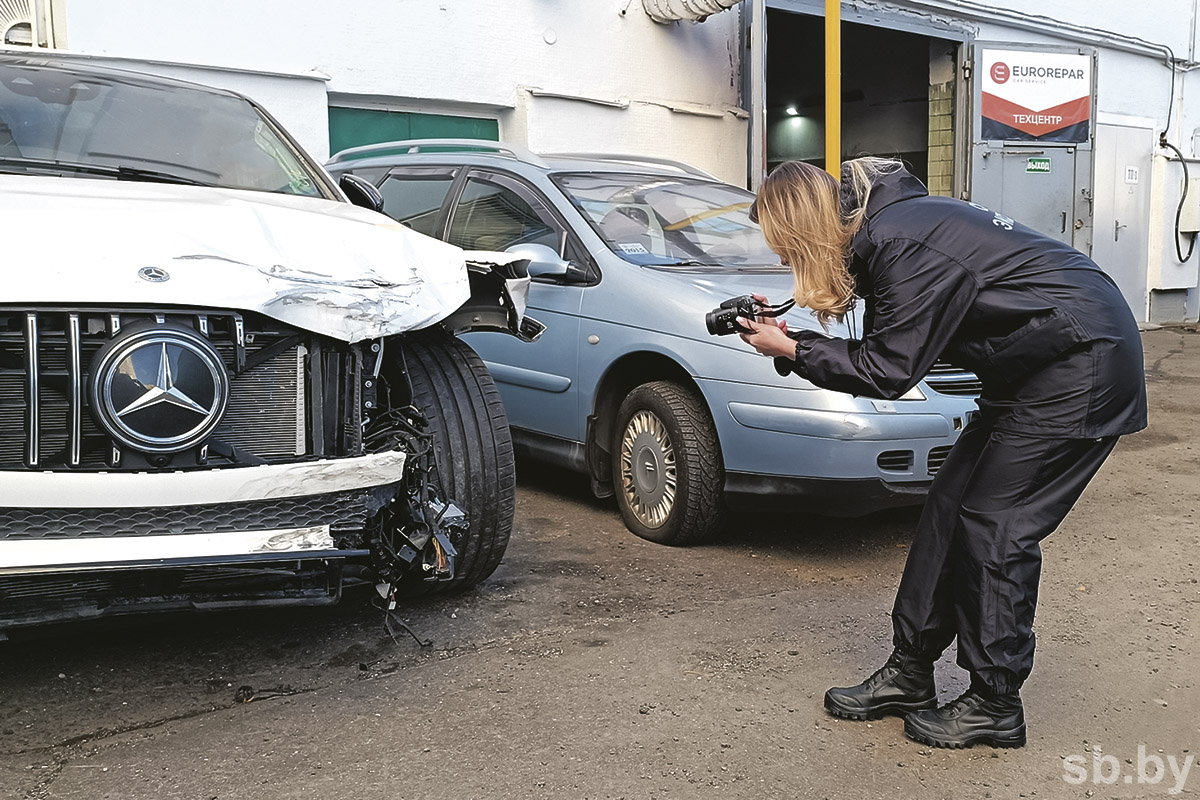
[757,299,795,318]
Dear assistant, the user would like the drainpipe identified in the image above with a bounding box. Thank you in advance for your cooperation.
[642,0,744,23]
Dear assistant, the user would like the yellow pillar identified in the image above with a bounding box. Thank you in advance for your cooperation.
[825,0,841,177]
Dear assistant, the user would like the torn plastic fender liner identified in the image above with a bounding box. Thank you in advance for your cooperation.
[441,251,545,342]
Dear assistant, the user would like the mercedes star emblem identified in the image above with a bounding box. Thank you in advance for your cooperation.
[89,325,229,453]
[138,266,170,283]
[115,342,211,419]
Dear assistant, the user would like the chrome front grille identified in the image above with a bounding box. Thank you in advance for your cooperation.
[923,361,982,396]
[0,311,105,469]
[0,309,312,470]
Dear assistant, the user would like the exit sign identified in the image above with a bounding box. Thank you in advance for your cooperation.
[1026,157,1052,174]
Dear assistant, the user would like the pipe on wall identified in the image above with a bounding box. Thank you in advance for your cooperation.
[642,0,744,23]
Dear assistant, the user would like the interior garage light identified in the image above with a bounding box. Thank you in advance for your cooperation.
[785,105,799,116]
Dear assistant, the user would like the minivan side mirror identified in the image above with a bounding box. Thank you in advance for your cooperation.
[339,173,384,213]
[505,243,572,279]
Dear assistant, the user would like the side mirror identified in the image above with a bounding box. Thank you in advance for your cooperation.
[505,243,572,279]
[339,173,384,213]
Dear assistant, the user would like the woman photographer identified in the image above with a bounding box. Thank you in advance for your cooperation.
[738,158,1146,749]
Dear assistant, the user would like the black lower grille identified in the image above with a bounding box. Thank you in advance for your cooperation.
[0,566,338,602]
[0,573,119,602]
[0,563,342,628]
[877,450,914,472]
[0,487,393,540]
[927,445,953,475]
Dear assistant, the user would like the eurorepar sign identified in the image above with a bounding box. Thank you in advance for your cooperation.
[982,48,1092,143]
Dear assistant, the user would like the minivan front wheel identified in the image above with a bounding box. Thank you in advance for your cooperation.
[611,381,725,546]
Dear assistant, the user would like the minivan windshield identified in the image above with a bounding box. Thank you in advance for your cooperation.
[553,172,783,271]
[0,60,327,197]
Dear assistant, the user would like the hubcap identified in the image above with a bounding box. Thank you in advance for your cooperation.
[618,409,677,529]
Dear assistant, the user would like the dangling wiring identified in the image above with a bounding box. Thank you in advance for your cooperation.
[362,346,468,648]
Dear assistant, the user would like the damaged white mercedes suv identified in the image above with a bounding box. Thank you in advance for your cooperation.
[0,54,542,633]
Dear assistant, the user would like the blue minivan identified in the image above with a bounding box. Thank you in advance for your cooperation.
[327,141,980,545]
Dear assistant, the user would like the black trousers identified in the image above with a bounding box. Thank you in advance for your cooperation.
[891,420,1119,694]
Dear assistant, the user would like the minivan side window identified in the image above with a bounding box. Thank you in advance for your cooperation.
[447,173,565,254]
[377,167,458,236]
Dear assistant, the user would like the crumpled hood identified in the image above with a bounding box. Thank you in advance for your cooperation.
[0,175,477,342]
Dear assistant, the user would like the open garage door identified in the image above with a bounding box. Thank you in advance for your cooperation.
[757,3,967,196]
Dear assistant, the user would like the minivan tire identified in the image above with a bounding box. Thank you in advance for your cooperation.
[611,381,725,546]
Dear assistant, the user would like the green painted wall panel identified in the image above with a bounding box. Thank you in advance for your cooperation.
[328,107,498,157]
[410,112,498,141]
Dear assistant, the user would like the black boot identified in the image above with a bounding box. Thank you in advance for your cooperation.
[824,650,937,721]
[904,686,1026,749]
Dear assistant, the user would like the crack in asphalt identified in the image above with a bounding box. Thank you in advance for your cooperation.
[3,703,241,759]
[1149,355,1183,374]
[1,641,505,758]
[1146,337,1185,376]
[20,753,65,800]
[2,589,805,761]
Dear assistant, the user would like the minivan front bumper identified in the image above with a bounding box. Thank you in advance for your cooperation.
[723,471,931,515]
[698,378,974,509]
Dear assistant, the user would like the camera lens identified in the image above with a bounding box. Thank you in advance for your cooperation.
[706,295,759,336]
[705,309,724,336]
[706,308,739,336]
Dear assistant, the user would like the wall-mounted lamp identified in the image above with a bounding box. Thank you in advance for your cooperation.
[785,105,799,116]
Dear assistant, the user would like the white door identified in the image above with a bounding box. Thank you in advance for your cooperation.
[1092,122,1153,321]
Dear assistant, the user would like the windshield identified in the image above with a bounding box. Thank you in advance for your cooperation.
[0,61,327,197]
[553,172,783,270]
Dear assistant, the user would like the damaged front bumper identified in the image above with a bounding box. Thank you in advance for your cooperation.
[0,451,407,575]
[0,443,467,631]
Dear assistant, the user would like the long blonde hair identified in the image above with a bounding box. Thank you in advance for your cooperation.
[753,157,903,325]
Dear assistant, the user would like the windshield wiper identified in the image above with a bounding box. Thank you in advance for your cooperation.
[647,259,721,267]
[645,259,788,272]
[0,156,209,186]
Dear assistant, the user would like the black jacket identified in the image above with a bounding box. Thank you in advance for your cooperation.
[775,167,1147,438]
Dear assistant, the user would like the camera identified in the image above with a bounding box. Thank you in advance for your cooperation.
[705,295,795,336]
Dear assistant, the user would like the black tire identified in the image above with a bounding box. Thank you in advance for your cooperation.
[395,331,515,594]
[611,381,725,546]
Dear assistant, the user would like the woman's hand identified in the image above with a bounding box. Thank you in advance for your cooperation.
[749,293,789,332]
[739,317,797,359]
